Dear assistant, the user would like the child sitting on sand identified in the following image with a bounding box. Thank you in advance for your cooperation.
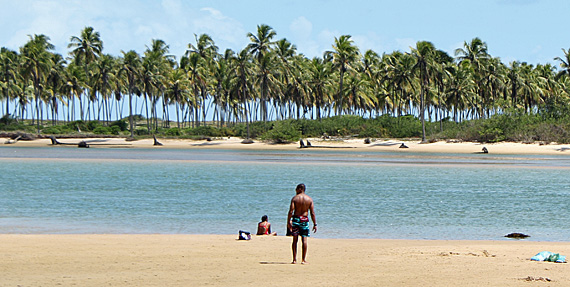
[257,215,277,236]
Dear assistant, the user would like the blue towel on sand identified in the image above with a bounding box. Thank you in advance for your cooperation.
[531,251,566,263]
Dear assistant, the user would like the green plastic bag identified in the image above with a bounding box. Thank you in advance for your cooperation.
[546,253,560,262]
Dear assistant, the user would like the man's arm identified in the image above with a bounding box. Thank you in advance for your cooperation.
[309,201,317,232]
[287,199,295,230]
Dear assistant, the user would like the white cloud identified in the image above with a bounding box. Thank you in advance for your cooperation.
[394,38,416,53]
[192,7,248,51]
[288,16,321,57]
[290,16,312,40]
[351,32,384,54]
[161,0,183,16]
[0,1,250,59]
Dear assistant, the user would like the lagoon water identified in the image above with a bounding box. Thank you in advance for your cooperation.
[1,146,569,241]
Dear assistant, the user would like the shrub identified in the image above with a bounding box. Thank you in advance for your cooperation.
[359,125,388,138]
[110,120,128,131]
[42,126,63,134]
[87,121,102,131]
[373,114,421,138]
[0,114,16,126]
[110,126,121,135]
[260,120,302,143]
[164,127,181,136]
[234,121,272,138]
[135,128,149,136]
[93,126,112,135]
[187,126,222,137]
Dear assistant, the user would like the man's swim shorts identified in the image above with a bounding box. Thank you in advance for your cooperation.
[291,215,310,237]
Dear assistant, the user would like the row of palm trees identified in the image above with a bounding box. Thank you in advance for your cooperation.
[2,25,570,140]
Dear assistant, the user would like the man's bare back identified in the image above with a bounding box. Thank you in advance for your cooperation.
[290,193,314,217]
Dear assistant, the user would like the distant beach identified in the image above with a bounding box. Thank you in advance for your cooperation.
[4,136,570,155]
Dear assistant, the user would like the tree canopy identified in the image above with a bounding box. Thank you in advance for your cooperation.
[1,26,570,139]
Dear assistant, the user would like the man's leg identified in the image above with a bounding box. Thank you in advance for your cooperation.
[301,236,308,264]
[291,235,298,264]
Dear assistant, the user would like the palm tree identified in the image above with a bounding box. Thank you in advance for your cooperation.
[118,50,141,138]
[142,39,172,131]
[455,37,491,118]
[182,52,207,127]
[273,38,298,119]
[62,62,86,122]
[210,50,233,127]
[445,61,476,122]
[325,35,359,116]
[45,53,66,125]
[146,39,175,130]
[410,41,436,142]
[384,51,416,117]
[68,26,103,121]
[20,34,55,133]
[164,67,191,129]
[232,48,254,138]
[93,54,118,124]
[307,57,333,120]
[186,34,218,126]
[361,50,384,117]
[432,50,454,130]
[247,24,277,122]
[0,48,21,117]
[554,48,570,80]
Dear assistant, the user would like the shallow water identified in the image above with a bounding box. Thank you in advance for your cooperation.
[1,146,569,241]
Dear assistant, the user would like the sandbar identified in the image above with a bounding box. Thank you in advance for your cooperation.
[3,136,570,155]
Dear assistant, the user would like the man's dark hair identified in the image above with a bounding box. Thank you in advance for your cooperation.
[296,183,305,191]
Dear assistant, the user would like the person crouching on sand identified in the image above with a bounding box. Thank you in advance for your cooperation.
[257,215,277,236]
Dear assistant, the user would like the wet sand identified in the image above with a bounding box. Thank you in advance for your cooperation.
[1,234,568,286]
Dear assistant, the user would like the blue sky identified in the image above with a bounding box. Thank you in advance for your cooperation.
[1,0,568,66]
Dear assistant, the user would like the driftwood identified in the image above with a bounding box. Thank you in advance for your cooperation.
[153,135,163,146]
[49,136,130,148]
[49,136,78,146]
[399,143,409,148]
[4,135,21,144]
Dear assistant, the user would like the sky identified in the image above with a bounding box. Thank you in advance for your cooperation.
[1,0,569,67]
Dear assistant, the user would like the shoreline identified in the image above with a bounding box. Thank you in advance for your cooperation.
[1,234,568,286]
[3,136,570,155]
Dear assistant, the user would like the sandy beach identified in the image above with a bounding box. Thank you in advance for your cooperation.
[3,136,570,155]
[0,234,568,286]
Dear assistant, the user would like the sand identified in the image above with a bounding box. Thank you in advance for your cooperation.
[3,136,570,155]
[0,234,568,286]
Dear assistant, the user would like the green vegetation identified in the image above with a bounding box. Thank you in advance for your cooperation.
[3,108,570,144]
[2,26,570,144]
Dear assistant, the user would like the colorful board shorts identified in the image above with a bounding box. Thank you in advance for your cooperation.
[291,215,310,237]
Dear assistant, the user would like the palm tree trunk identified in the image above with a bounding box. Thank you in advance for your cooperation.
[129,92,134,138]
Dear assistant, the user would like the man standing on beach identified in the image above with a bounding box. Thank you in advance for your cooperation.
[287,183,317,264]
